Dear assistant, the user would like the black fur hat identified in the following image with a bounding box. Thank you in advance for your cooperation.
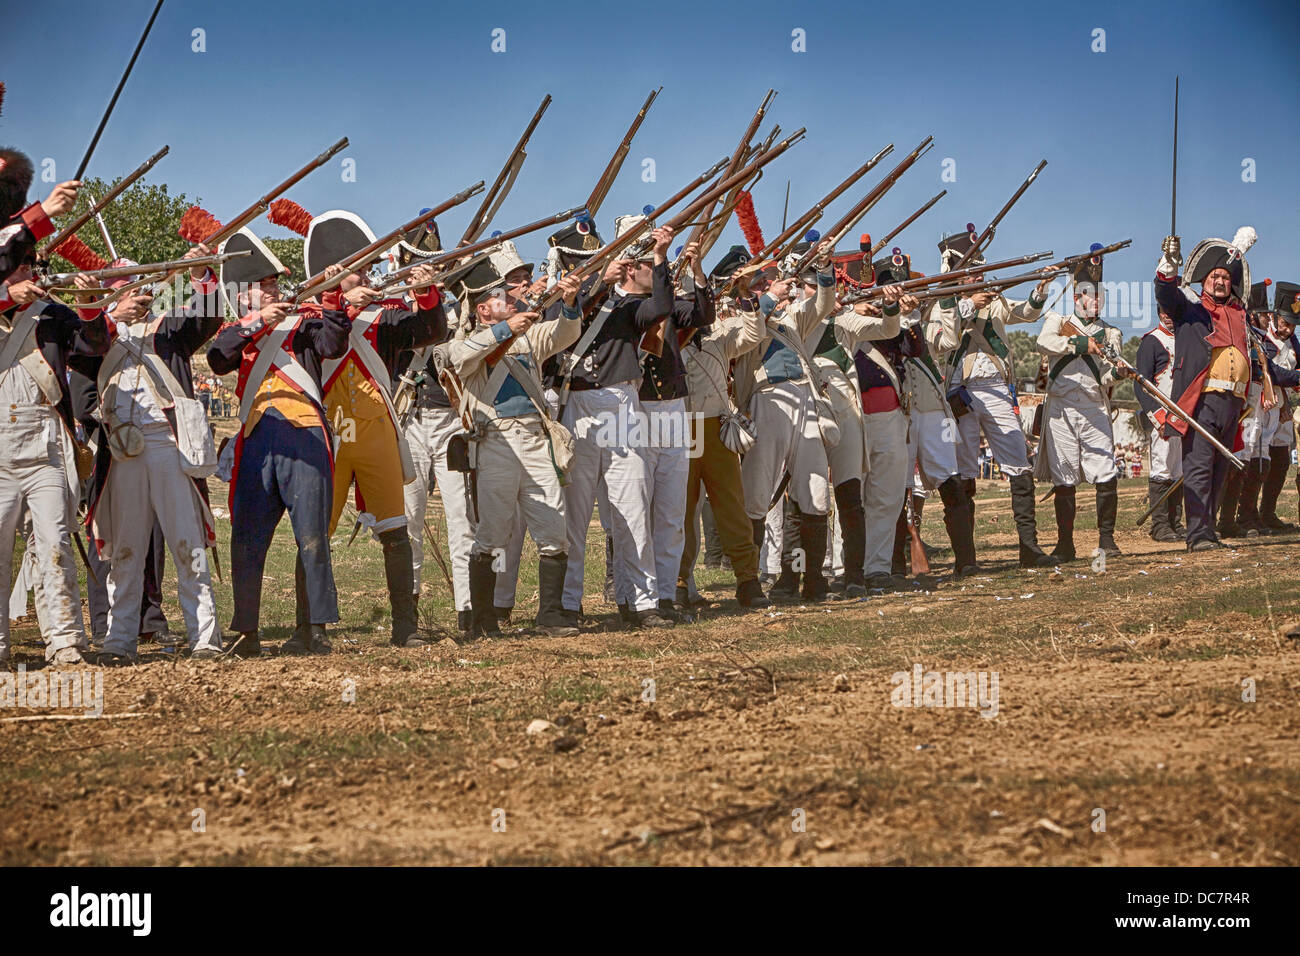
[0,147,35,223]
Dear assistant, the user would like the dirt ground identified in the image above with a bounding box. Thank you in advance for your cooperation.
[2,479,1298,866]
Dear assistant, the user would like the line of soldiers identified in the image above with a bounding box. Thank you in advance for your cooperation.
[2,139,1294,664]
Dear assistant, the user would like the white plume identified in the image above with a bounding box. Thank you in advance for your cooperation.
[1231,226,1258,256]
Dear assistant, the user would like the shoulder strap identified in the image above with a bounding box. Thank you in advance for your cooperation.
[768,320,828,394]
[237,324,295,424]
[559,298,617,379]
[345,309,394,393]
[0,304,42,373]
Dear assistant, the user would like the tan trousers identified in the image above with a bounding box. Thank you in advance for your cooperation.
[679,415,759,588]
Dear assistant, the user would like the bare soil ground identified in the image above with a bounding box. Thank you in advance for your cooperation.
[3,478,1299,866]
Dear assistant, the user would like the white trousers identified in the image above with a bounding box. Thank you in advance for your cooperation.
[1149,424,1183,481]
[760,506,782,575]
[404,407,473,611]
[1044,400,1118,486]
[908,408,960,489]
[103,425,219,655]
[642,398,691,602]
[742,380,830,518]
[0,410,86,660]
[472,417,567,559]
[956,383,1031,478]
[1238,382,1280,461]
[862,408,908,577]
[562,384,655,612]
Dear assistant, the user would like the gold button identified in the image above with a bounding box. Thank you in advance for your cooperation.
[8,416,14,422]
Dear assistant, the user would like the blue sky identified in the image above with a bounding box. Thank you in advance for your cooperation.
[4,0,1297,328]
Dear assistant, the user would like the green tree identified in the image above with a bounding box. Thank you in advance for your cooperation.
[262,237,305,285]
[48,176,196,271]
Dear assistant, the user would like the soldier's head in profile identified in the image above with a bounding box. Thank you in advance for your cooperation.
[1074,282,1104,320]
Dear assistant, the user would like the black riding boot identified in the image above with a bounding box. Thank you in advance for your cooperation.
[938,476,978,574]
[798,511,830,602]
[1096,477,1121,556]
[834,479,866,595]
[1148,479,1179,541]
[769,501,802,603]
[964,477,978,538]
[1259,446,1293,530]
[379,528,425,647]
[1217,466,1245,538]
[1010,474,1058,567]
[1169,479,1186,536]
[468,552,500,639]
[1236,458,1267,536]
[536,553,578,636]
[1051,485,1077,561]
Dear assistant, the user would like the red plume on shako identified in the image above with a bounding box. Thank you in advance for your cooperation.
[267,198,313,237]
[178,205,223,244]
[736,190,764,255]
[53,234,108,272]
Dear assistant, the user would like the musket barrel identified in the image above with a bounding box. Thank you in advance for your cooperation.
[41,145,170,257]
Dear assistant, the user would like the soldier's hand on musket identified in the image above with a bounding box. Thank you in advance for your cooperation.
[882,284,905,306]
[604,258,625,284]
[853,299,882,317]
[1034,267,1056,298]
[323,263,345,280]
[42,181,81,219]
[69,272,100,306]
[681,240,706,283]
[651,226,675,265]
[343,284,382,309]
[527,276,549,299]
[811,240,833,269]
[1086,337,1103,356]
[767,278,792,302]
[259,301,296,327]
[898,293,920,314]
[968,290,996,309]
[507,310,538,336]
[409,264,437,293]
[558,274,582,308]
[5,279,44,308]
[183,242,212,280]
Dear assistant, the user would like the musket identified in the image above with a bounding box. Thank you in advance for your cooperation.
[726,144,895,288]
[869,190,947,256]
[672,89,776,282]
[81,139,348,312]
[911,267,1059,307]
[1076,324,1246,471]
[292,180,485,301]
[41,250,250,292]
[39,145,170,259]
[526,154,734,315]
[905,488,930,575]
[460,94,552,245]
[1136,476,1182,527]
[202,137,349,249]
[73,0,165,181]
[371,204,588,297]
[788,136,934,276]
[950,159,1047,272]
[585,87,661,220]
[841,250,1055,304]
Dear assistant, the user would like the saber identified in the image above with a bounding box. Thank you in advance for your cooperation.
[74,0,165,181]
[1171,76,1179,237]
